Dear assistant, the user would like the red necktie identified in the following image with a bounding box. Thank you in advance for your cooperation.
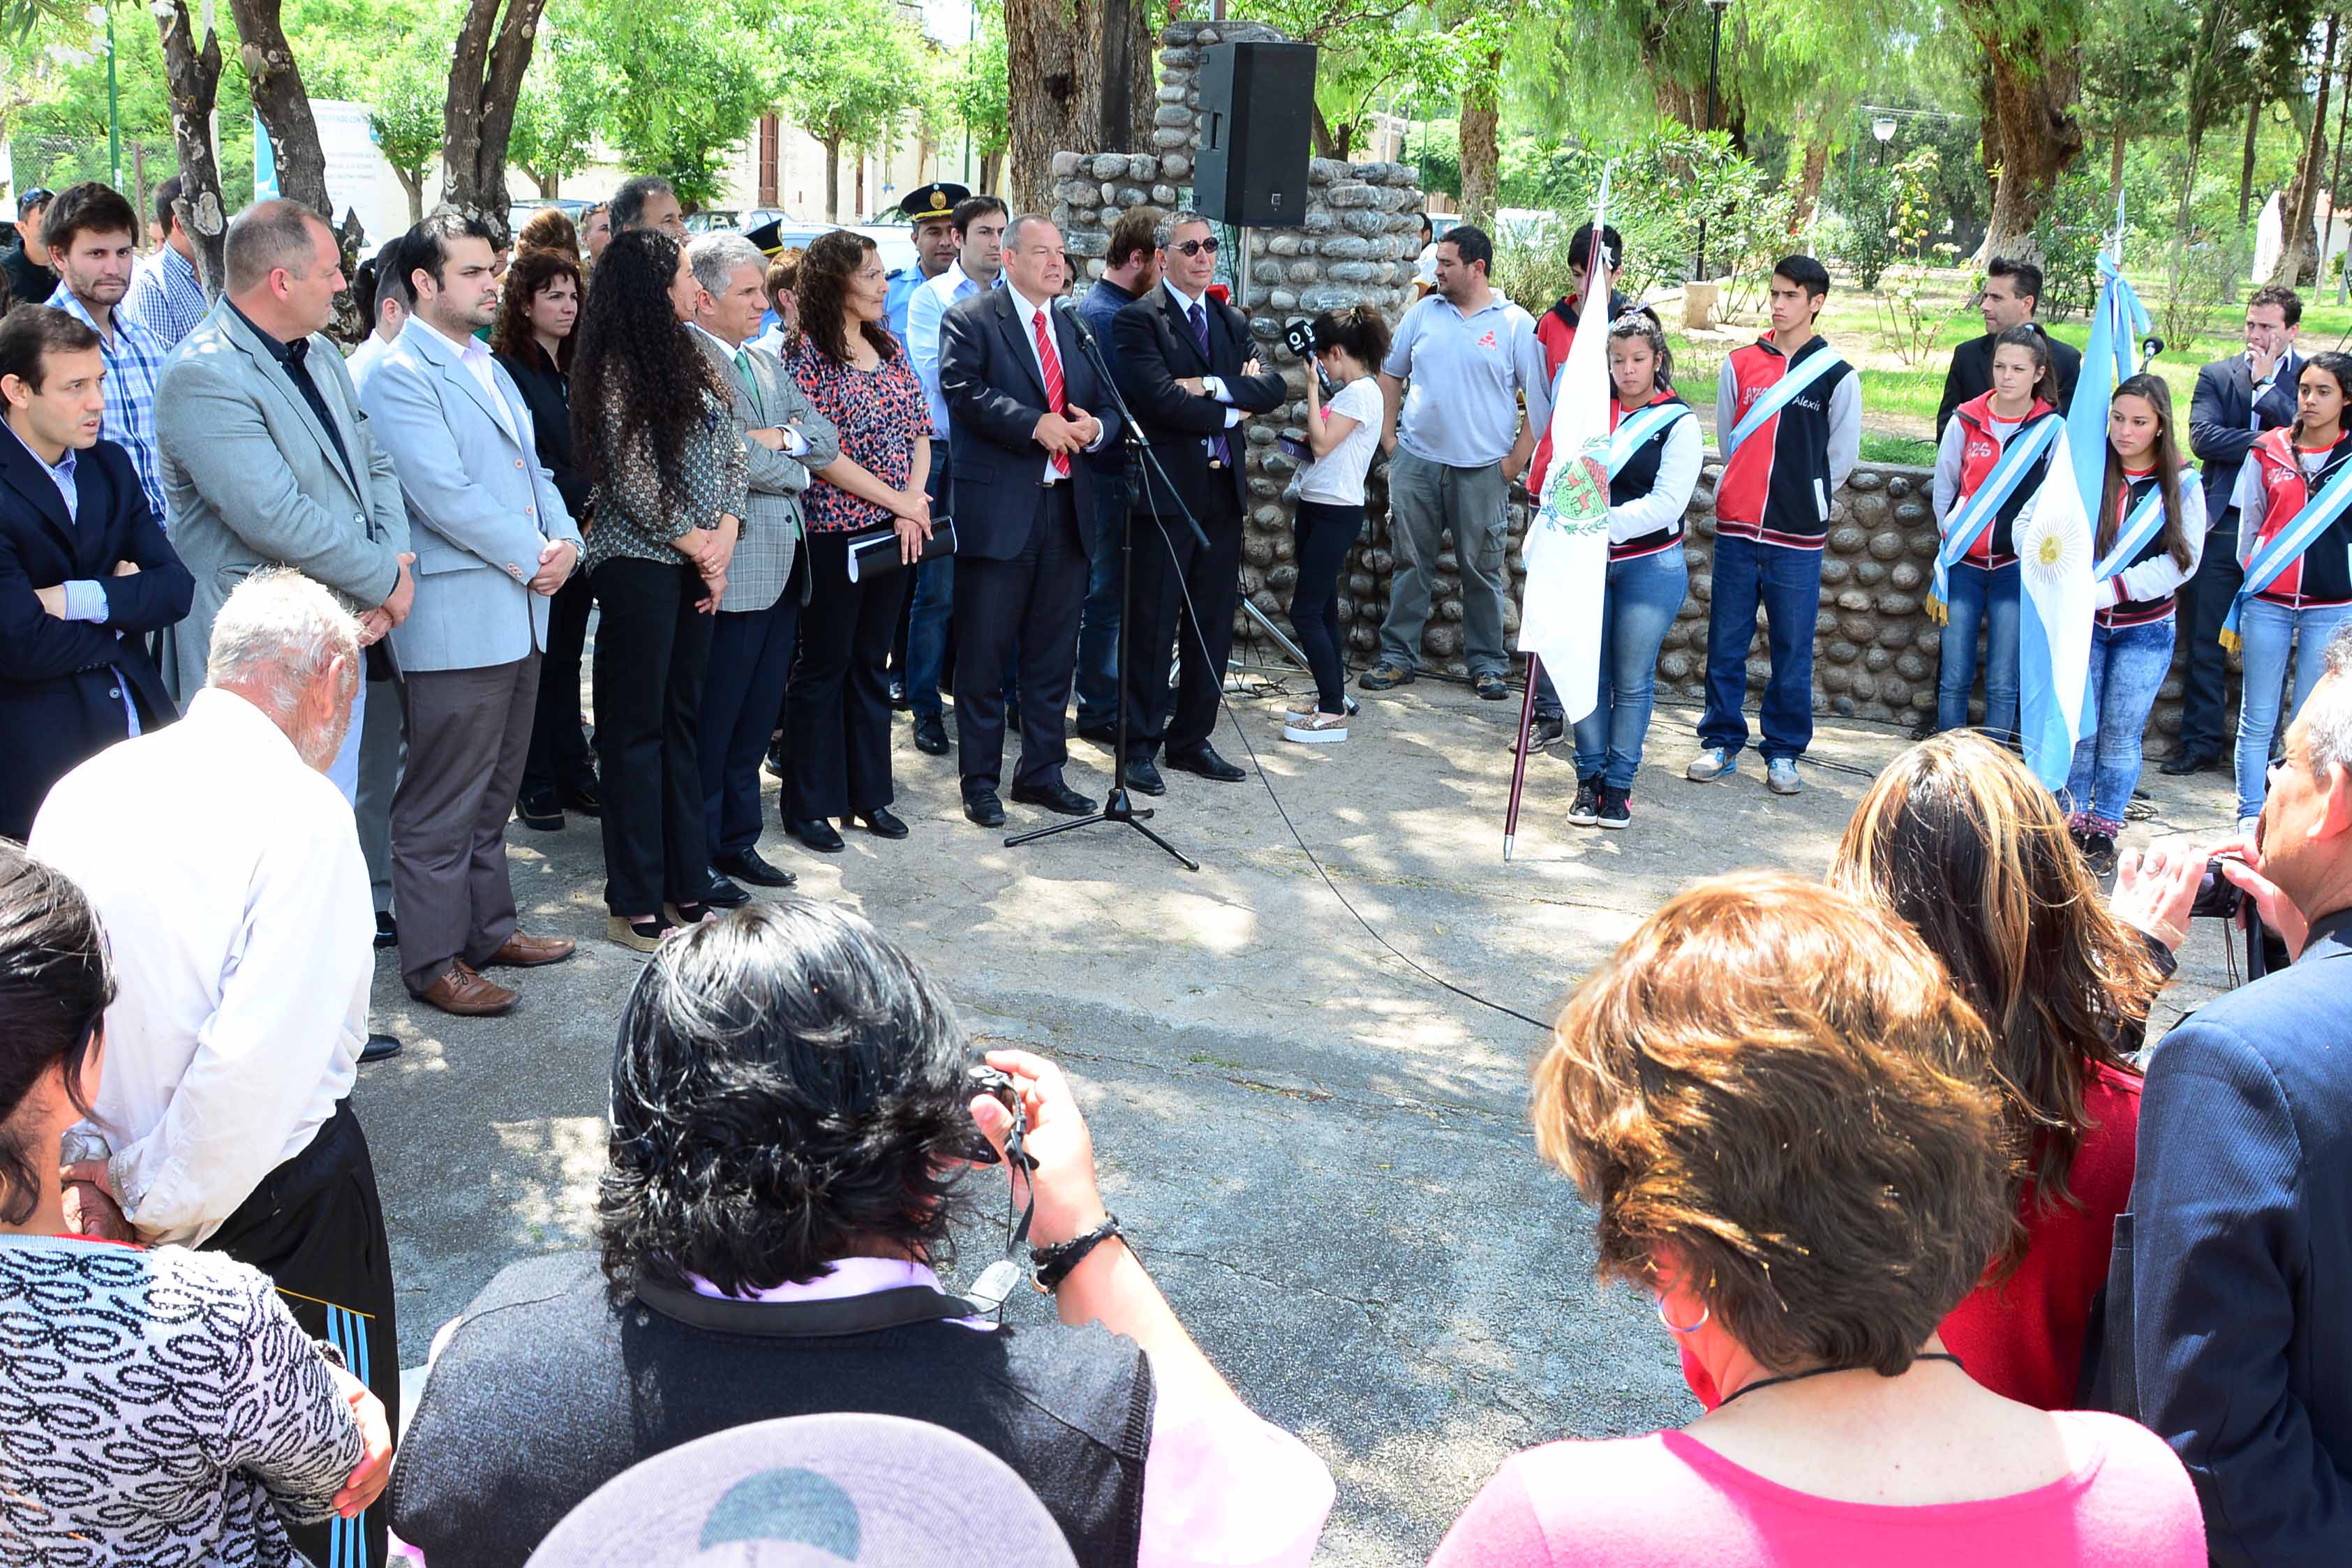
[1034,308,1071,478]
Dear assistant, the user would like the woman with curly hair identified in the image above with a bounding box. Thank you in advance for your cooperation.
[572,228,747,950]
[778,229,932,854]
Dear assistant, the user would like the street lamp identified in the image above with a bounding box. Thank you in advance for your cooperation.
[1692,0,1734,283]
[1872,112,1898,166]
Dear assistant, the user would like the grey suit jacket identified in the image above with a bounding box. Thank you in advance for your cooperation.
[691,328,839,613]
[156,299,411,695]
[358,320,581,673]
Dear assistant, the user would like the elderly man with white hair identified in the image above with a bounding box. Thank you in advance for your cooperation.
[30,568,402,1568]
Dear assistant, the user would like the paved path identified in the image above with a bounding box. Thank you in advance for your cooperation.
[361,660,2245,1564]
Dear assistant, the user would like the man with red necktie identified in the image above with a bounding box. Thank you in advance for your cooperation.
[937,214,1120,829]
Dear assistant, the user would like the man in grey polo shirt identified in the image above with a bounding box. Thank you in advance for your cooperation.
[1361,223,1551,700]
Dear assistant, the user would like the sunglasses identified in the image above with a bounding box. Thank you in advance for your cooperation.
[18,188,54,211]
[1172,237,1219,257]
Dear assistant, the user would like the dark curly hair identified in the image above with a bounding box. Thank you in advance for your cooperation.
[793,228,897,366]
[570,227,727,518]
[493,244,583,373]
[598,901,984,1301]
[0,844,112,1225]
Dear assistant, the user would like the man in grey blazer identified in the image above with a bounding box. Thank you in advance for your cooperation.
[685,234,840,898]
[155,200,415,799]
[358,214,582,1018]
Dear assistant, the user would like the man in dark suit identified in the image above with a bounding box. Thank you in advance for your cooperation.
[2102,623,2352,1565]
[0,304,191,839]
[1110,210,1287,796]
[2169,284,2306,775]
[1933,256,2083,439]
[937,214,1118,828]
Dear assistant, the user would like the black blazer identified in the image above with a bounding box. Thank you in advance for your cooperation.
[495,343,590,519]
[0,433,193,839]
[937,287,1121,562]
[1935,329,2083,439]
[1111,285,1288,519]
[2189,350,2302,523]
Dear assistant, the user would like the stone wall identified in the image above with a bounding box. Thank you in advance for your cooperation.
[1052,24,2215,757]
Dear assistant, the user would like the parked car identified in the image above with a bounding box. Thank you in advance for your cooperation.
[508,197,594,238]
[686,207,793,237]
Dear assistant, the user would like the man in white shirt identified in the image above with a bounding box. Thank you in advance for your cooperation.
[359,213,581,1018]
[345,232,417,393]
[902,195,1008,754]
[33,568,401,1568]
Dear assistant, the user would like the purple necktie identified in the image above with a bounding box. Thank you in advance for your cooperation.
[1190,301,1231,467]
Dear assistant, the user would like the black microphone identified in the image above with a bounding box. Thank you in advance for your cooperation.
[1055,297,1097,350]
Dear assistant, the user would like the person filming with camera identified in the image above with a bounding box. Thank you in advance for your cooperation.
[2098,620,2352,1565]
[1280,304,1390,745]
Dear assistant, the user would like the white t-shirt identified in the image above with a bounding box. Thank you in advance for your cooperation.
[1297,375,1385,506]
[1416,242,1439,286]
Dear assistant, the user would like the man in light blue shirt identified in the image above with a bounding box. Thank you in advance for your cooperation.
[42,183,169,528]
[884,181,966,350]
[1360,223,1551,702]
[901,193,1007,754]
[121,177,211,350]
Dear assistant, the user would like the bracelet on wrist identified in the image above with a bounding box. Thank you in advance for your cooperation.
[1031,1214,1122,1293]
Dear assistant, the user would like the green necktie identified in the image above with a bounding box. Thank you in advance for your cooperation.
[734,348,766,424]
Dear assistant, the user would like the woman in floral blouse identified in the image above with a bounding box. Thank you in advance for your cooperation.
[572,228,749,950]
[780,228,932,854]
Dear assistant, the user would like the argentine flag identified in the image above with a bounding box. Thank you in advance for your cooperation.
[1518,166,1616,724]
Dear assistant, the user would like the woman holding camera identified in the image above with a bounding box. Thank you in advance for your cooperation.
[1283,306,1392,744]
[1562,313,1699,832]
[2230,350,2352,835]
[2062,375,2203,876]
[1431,872,2202,1565]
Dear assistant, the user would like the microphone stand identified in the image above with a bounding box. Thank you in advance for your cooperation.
[1005,305,1201,870]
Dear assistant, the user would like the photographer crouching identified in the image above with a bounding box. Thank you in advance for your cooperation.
[2097,621,2352,1564]
[387,902,1334,1568]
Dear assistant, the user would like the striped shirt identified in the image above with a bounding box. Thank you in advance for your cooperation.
[46,284,168,526]
[121,243,209,348]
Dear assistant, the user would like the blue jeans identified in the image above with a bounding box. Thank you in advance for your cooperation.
[2235,598,2352,821]
[1699,535,1822,762]
[2063,618,2175,829]
[1935,560,2020,741]
[1073,465,1131,727]
[1573,549,1690,790]
[905,444,954,718]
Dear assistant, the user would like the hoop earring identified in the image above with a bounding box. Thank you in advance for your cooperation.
[1655,1294,1710,1334]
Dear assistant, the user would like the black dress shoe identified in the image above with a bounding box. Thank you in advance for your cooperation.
[852,807,909,839]
[374,911,399,950]
[1073,720,1118,747]
[788,817,847,853]
[963,791,1006,828]
[560,782,602,818]
[1166,744,1246,782]
[714,849,796,888]
[912,712,950,755]
[2159,747,2219,776]
[1012,780,1094,816]
[361,1032,403,1063]
[1122,759,1166,796]
[515,791,564,830]
[700,874,751,909]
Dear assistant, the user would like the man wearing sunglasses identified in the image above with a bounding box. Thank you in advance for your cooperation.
[1110,211,1288,796]
[2,188,59,311]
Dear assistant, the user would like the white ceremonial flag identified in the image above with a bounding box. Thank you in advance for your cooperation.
[2017,424,2099,789]
[1517,168,1616,725]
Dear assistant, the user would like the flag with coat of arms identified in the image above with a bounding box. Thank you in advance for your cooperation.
[1516,165,1616,724]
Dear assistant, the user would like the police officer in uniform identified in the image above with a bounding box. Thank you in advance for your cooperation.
[886,183,966,351]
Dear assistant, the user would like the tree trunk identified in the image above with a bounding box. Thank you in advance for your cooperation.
[1458,41,1503,225]
[821,135,842,222]
[981,149,1003,194]
[2240,95,2263,225]
[227,0,329,218]
[151,0,227,298]
[2174,0,2235,235]
[855,147,868,219]
[1962,1,2085,260]
[1789,126,1833,233]
[537,168,559,199]
[1005,0,1156,214]
[2108,127,2127,207]
[440,0,546,245]
[2279,11,2339,288]
[393,167,424,225]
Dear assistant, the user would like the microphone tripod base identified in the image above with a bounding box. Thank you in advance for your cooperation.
[1004,789,1200,871]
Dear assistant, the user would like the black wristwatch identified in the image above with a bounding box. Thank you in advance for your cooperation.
[1031,1214,1122,1293]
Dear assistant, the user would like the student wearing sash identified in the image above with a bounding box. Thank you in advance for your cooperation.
[1563,313,1698,832]
[2062,375,2203,877]
[1281,304,1391,744]
[1929,324,2062,745]
[1689,256,1860,797]
[2226,350,2352,833]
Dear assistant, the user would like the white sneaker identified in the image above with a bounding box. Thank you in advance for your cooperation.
[2238,815,2261,840]
[1766,758,1802,795]
[1283,710,1349,744]
[1686,747,1737,782]
[1286,696,1360,718]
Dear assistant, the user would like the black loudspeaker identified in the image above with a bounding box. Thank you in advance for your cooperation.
[1193,41,1318,227]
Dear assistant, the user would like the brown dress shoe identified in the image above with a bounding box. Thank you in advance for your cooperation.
[484,931,576,968]
[415,960,518,1017]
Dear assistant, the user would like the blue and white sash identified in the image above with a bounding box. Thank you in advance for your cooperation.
[1607,401,1693,478]
[2221,452,2352,648]
[1929,412,2062,613]
[1725,348,1847,456]
[2092,484,2173,583]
